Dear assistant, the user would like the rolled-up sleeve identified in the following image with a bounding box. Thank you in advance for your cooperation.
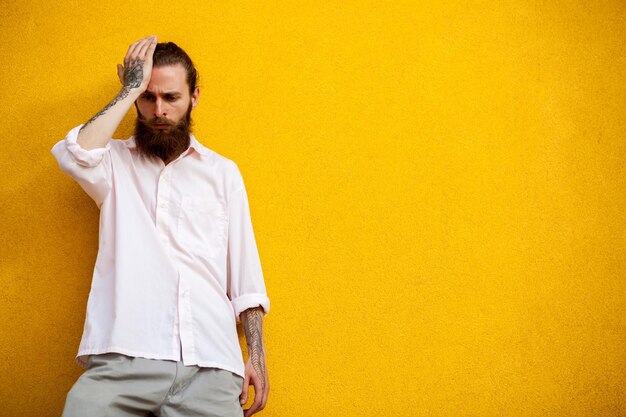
[227,179,270,321]
[50,125,113,206]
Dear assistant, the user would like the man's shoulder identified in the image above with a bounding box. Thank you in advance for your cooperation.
[191,136,241,174]
[193,142,245,192]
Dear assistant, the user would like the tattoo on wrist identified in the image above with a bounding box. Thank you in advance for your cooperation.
[81,60,144,130]
[242,308,266,389]
[82,86,130,129]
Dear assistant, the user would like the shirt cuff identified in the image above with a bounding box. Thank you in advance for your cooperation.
[231,294,270,321]
[65,124,111,167]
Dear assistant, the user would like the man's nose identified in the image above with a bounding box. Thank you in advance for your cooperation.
[154,98,167,117]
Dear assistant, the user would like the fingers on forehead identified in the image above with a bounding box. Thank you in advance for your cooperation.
[126,37,150,62]
[137,39,154,58]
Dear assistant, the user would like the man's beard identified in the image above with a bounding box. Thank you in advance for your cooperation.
[134,103,193,163]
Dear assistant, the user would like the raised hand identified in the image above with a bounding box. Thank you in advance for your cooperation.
[116,36,158,92]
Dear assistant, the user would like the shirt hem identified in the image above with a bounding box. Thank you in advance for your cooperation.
[75,347,244,377]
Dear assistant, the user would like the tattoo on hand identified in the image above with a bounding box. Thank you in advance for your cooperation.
[242,308,266,389]
[81,59,144,130]
[123,59,144,89]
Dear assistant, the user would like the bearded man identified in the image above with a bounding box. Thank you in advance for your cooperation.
[51,36,270,417]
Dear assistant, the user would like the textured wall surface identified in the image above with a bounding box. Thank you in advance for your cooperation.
[0,1,624,416]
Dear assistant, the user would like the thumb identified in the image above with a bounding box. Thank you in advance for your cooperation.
[240,374,250,405]
[117,64,124,85]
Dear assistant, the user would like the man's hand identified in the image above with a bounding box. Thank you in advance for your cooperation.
[77,36,158,149]
[240,307,269,417]
[116,36,157,92]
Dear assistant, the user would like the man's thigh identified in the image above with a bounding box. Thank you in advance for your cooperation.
[159,368,244,417]
[62,353,172,417]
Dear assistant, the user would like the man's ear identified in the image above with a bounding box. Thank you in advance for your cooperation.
[191,87,200,109]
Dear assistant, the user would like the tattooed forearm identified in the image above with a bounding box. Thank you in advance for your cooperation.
[81,59,144,130]
[242,307,266,389]
[81,86,130,129]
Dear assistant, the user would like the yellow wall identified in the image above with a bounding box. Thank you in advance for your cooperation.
[0,1,624,416]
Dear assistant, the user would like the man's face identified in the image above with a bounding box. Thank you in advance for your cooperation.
[136,64,199,126]
[134,64,200,162]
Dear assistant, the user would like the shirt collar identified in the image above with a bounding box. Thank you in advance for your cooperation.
[124,134,212,158]
[188,134,212,157]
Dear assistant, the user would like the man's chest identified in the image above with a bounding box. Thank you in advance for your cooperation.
[110,151,230,256]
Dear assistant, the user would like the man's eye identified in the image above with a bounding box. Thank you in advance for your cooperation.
[166,96,178,102]
[142,95,155,101]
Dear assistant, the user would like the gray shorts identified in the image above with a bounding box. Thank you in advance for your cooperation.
[62,353,244,417]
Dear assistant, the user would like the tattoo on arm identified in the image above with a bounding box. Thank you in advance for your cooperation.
[81,59,144,130]
[242,307,266,389]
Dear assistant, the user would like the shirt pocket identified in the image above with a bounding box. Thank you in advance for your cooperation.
[177,196,228,258]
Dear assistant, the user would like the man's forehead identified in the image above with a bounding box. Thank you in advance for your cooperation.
[147,64,189,93]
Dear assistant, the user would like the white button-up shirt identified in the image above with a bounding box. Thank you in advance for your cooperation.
[51,125,270,377]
